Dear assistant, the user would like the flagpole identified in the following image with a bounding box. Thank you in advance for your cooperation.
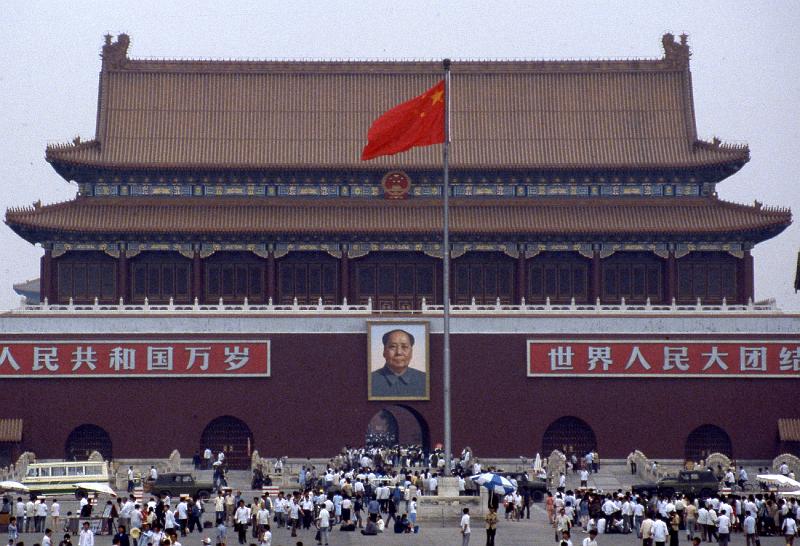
[442,58,452,474]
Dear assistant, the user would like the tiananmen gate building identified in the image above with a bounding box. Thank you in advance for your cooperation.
[1,33,798,468]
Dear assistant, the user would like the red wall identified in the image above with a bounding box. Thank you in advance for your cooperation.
[4,332,792,460]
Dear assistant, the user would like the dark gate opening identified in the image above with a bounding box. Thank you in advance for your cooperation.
[685,424,732,461]
[542,416,597,460]
[365,405,430,455]
[64,424,113,461]
[200,416,253,470]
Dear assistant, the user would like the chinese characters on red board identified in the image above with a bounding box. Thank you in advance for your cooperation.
[528,341,800,377]
[0,340,270,377]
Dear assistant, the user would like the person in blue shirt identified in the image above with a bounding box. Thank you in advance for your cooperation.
[370,329,426,398]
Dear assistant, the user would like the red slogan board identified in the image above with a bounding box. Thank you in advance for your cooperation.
[0,339,270,378]
[528,340,800,378]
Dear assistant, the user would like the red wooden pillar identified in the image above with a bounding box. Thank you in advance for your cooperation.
[40,248,53,303]
[266,251,276,302]
[339,249,350,303]
[666,250,676,303]
[739,249,754,303]
[192,250,203,303]
[516,251,526,303]
[117,249,128,303]
[590,250,602,302]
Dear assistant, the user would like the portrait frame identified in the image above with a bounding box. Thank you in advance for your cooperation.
[367,321,430,401]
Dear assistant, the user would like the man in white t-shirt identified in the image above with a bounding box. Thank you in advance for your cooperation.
[51,499,61,531]
[743,510,757,546]
[581,529,598,546]
[782,514,798,543]
[651,515,669,546]
[459,507,471,546]
[716,509,730,546]
[579,469,590,488]
[316,506,330,546]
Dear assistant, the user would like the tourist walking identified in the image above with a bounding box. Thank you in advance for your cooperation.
[460,507,471,546]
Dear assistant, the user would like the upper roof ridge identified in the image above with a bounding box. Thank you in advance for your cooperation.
[98,32,690,74]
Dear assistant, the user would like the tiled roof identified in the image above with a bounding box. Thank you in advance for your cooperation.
[5,197,790,241]
[0,419,23,443]
[45,34,749,172]
[779,418,800,442]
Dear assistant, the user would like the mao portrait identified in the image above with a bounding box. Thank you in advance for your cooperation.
[368,322,429,400]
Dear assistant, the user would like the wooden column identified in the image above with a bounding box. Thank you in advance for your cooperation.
[516,252,526,303]
[192,250,203,303]
[40,249,53,303]
[339,249,350,303]
[590,250,602,302]
[666,250,676,304]
[117,249,128,303]
[739,249,754,303]
[266,251,276,302]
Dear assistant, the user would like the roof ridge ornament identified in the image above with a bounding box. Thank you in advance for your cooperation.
[661,32,690,68]
[102,33,130,70]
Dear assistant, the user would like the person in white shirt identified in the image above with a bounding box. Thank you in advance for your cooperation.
[579,469,590,487]
[316,506,330,546]
[581,529,598,546]
[459,508,471,546]
[42,528,53,546]
[782,514,798,544]
[50,499,61,532]
[651,516,669,546]
[706,507,718,543]
[234,500,250,545]
[743,510,757,546]
[716,509,731,546]
[165,507,177,533]
[257,504,270,535]
[176,499,189,536]
[25,499,34,532]
[558,472,566,489]
[149,466,158,481]
[78,521,94,546]
[558,529,573,546]
[35,498,49,533]
[258,525,271,546]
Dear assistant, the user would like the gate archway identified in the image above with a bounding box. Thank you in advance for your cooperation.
[685,424,732,461]
[365,405,430,456]
[542,416,596,460]
[200,416,253,470]
[65,424,112,461]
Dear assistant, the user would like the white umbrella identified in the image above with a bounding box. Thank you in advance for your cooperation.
[533,453,543,472]
[777,490,800,497]
[74,482,117,496]
[757,474,800,488]
[0,480,29,492]
[470,473,516,496]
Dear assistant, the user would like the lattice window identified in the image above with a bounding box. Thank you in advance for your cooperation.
[541,416,597,459]
[200,416,253,470]
[528,252,590,304]
[64,424,112,461]
[685,424,732,461]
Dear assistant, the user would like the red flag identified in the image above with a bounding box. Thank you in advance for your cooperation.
[361,80,445,160]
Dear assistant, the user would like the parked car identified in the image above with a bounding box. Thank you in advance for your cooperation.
[144,472,214,499]
[631,470,719,498]
[499,472,548,502]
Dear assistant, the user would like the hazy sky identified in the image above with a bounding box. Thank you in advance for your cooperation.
[1,1,798,311]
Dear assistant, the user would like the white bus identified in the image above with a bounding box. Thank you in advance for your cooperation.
[21,461,111,498]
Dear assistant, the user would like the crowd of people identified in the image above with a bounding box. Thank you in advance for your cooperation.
[547,486,800,545]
